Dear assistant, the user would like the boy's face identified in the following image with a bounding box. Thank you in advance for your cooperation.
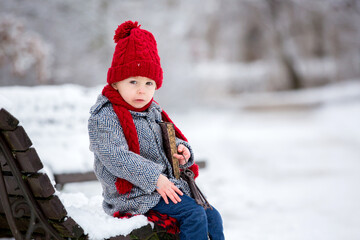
[112,76,156,109]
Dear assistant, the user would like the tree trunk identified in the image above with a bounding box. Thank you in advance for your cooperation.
[266,0,302,90]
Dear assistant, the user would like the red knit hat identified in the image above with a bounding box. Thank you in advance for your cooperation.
[107,21,163,89]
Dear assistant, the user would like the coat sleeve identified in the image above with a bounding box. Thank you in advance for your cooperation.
[176,137,195,168]
[88,114,163,194]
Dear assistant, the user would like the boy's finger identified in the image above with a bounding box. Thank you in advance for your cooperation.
[169,188,182,202]
[174,153,186,160]
[174,186,183,196]
[177,145,184,153]
[166,190,178,204]
[173,193,181,203]
[160,192,169,204]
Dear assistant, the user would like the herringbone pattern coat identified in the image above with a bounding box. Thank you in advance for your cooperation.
[88,95,194,215]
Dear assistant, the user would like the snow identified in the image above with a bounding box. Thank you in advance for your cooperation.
[1,81,360,239]
[0,84,101,174]
[57,192,149,239]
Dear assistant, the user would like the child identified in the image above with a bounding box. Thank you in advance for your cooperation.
[88,20,224,240]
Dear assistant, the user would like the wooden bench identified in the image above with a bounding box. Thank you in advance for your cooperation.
[0,108,179,240]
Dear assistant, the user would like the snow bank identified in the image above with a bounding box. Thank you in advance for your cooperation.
[57,192,149,239]
[0,84,102,174]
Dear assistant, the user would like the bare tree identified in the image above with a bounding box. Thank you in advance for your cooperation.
[0,15,51,85]
[264,0,302,90]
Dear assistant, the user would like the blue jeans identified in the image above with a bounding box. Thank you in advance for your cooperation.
[152,195,225,240]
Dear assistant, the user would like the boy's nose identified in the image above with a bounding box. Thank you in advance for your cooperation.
[137,87,145,94]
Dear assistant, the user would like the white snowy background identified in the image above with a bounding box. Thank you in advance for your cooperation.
[1,80,359,239]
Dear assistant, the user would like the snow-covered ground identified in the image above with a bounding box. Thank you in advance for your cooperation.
[1,81,360,239]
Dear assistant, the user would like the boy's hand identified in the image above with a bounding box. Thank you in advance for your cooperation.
[156,174,183,204]
[173,144,191,165]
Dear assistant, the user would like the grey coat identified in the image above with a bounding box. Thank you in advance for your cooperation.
[88,95,194,216]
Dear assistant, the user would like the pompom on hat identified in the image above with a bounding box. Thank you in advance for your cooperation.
[107,21,163,89]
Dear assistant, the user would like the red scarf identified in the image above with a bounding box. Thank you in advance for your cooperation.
[102,84,199,194]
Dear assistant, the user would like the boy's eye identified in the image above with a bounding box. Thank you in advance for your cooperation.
[146,82,153,86]
[130,80,137,84]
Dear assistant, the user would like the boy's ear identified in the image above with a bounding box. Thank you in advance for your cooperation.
[111,83,117,90]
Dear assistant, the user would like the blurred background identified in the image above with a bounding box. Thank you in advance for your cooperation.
[1,0,359,105]
[1,0,360,239]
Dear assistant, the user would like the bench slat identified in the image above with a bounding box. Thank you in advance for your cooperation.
[2,126,32,151]
[4,173,55,198]
[0,228,13,238]
[0,214,48,235]
[54,171,97,185]
[15,148,43,173]
[50,217,85,238]
[0,195,67,220]
[37,196,68,220]
[0,109,19,131]
[0,148,7,171]
[108,234,132,240]
[0,148,43,173]
[0,214,84,238]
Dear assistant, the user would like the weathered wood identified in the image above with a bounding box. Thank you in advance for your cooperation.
[197,160,206,169]
[108,224,154,240]
[37,196,67,220]
[4,173,55,198]
[0,148,8,171]
[54,171,97,185]
[108,224,179,240]
[108,235,131,240]
[26,173,55,198]
[2,126,32,151]
[130,224,154,239]
[160,122,180,179]
[15,148,43,172]
[0,214,48,235]
[0,214,84,238]
[0,148,43,173]
[50,217,85,238]
[0,108,19,131]
[0,195,67,220]
[0,227,13,238]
